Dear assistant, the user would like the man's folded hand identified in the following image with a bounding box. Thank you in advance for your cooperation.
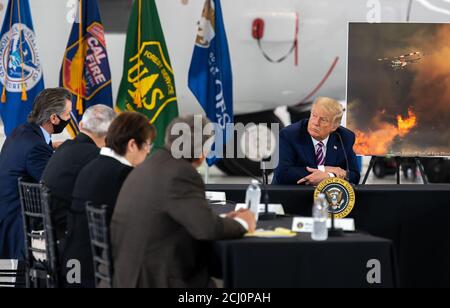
[325,166,347,179]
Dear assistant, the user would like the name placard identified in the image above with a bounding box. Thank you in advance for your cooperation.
[292,217,356,233]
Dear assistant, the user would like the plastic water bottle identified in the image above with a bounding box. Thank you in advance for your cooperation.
[312,193,329,241]
[245,180,261,222]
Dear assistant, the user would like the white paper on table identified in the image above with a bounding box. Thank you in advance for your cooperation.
[235,203,285,216]
[206,191,227,204]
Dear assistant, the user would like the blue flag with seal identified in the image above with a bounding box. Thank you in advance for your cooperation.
[0,0,44,136]
[60,0,113,137]
[188,0,233,166]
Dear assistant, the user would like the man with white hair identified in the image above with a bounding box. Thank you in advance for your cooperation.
[42,104,116,240]
[273,97,360,186]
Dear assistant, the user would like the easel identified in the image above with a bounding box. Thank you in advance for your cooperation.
[362,156,429,185]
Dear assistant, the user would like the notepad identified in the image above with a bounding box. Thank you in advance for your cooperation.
[235,203,285,216]
[245,228,297,238]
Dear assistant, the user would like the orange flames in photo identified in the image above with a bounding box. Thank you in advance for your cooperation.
[397,109,417,137]
[354,108,418,155]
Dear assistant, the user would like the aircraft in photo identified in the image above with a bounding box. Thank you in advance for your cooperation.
[378,51,423,70]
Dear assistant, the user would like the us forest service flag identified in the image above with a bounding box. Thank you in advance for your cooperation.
[188,0,233,166]
[116,0,179,149]
[60,0,113,137]
[0,0,45,136]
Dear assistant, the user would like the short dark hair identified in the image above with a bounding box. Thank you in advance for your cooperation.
[106,112,156,156]
[28,88,72,125]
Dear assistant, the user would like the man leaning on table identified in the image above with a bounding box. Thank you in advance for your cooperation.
[273,97,360,186]
[110,115,256,288]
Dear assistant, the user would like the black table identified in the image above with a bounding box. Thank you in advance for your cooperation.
[207,184,450,288]
[214,218,398,288]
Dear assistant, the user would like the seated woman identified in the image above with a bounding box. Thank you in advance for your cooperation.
[61,112,155,288]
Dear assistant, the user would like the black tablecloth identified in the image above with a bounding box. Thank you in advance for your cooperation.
[214,218,397,288]
[207,184,450,288]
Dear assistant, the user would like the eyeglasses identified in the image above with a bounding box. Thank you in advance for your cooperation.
[143,141,152,150]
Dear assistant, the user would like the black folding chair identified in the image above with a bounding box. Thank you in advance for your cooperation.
[86,204,114,288]
[0,260,25,288]
[18,179,59,288]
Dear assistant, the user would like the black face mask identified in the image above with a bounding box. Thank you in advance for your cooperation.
[52,115,70,134]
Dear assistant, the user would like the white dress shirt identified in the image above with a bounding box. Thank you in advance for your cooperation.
[40,126,51,146]
[100,147,133,167]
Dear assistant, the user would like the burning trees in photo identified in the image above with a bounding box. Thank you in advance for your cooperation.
[347,23,450,157]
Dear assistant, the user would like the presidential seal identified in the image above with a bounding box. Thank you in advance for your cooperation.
[314,178,356,219]
[0,23,42,92]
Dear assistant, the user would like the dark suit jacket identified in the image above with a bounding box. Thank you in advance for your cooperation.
[273,119,361,185]
[111,149,246,288]
[61,155,133,288]
[0,123,53,259]
[42,133,99,240]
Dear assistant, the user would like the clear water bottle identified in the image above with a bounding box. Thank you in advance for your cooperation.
[245,180,261,222]
[312,193,329,241]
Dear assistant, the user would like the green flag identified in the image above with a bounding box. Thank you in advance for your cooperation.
[116,0,179,148]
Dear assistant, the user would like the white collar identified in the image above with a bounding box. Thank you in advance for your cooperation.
[100,147,132,167]
[40,126,51,145]
[311,136,329,148]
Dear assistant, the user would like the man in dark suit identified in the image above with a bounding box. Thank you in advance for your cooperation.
[42,105,116,240]
[111,115,256,288]
[273,97,360,186]
[0,88,72,259]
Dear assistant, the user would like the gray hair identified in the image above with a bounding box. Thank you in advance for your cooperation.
[80,105,116,138]
[165,115,215,162]
[28,88,72,126]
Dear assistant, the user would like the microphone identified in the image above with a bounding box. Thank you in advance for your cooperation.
[336,132,350,182]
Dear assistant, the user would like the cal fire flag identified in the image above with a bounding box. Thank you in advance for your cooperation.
[60,0,113,136]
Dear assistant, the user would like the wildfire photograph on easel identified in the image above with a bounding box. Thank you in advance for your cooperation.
[347,23,450,157]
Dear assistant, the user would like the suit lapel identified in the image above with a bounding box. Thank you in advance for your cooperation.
[300,121,317,168]
[325,133,339,166]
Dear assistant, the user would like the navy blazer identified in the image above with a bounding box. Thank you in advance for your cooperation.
[0,123,53,259]
[273,119,360,185]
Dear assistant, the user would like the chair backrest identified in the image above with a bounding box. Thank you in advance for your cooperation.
[18,179,59,288]
[86,204,113,288]
[0,260,25,288]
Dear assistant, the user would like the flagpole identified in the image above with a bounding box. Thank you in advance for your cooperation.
[76,0,84,115]
[134,0,142,108]
[17,0,28,101]
[1,0,15,103]
[204,161,210,184]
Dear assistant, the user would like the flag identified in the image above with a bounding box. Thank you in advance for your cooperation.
[60,0,113,137]
[116,0,179,149]
[188,0,233,166]
[0,0,44,136]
